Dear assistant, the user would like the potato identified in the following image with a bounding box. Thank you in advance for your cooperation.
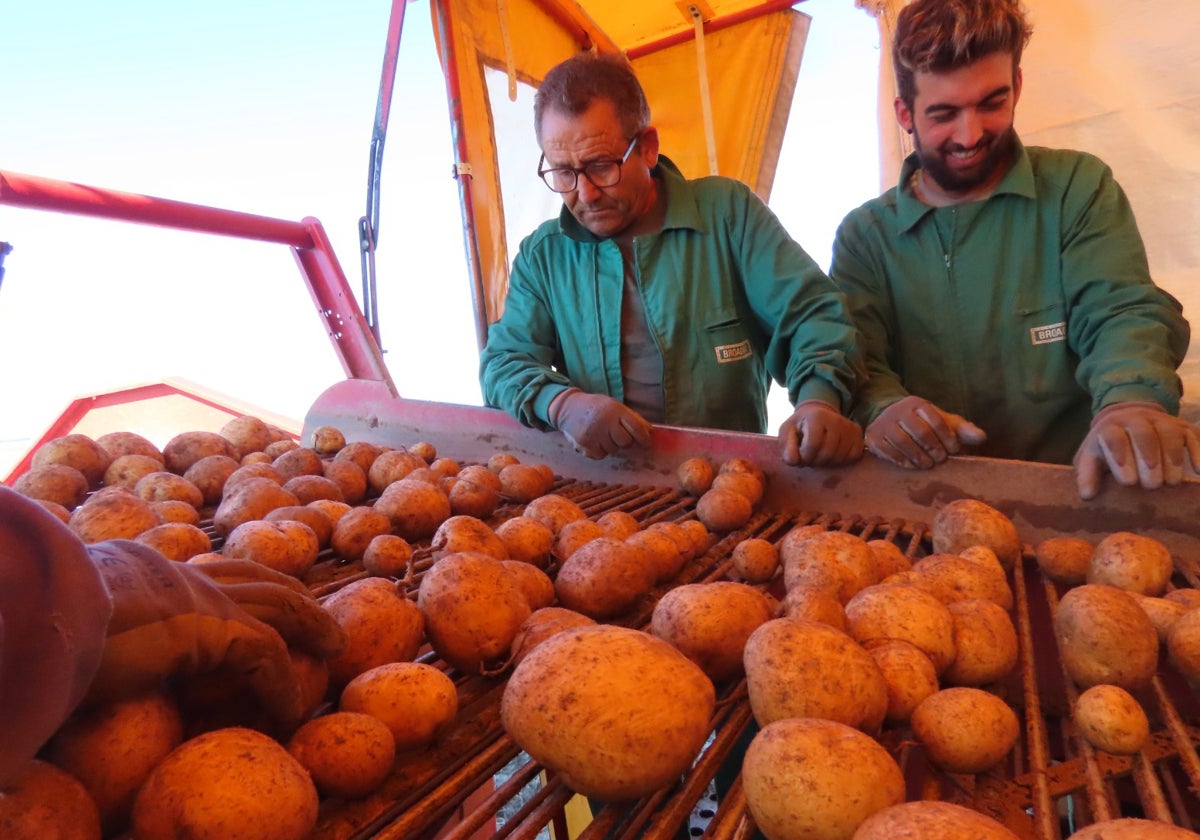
[881,567,957,603]
[855,801,1020,839]
[374,478,451,541]
[778,523,825,567]
[731,537,779,583]
[330,505,393,562]
[1075,684,1150,755]
[777,584,847,629]
[695,487,752,532]
[499,463,552,503]
[552,518,605,560]
[596,509,639,540]
[456,463,502,492]
[626,527,686,583]
[103,453,165,491]
[96,430,163,464]
[911,687,1020,774]
[931,498,1021,571]
[418,552,532,673]
[340,662,459,751]
[944,599,1019,686]
[676,456,715,496]
[135,521,213,562]
[264,439,300,459]
[1066,818,1200,839]
[501,624,714,800]
[264,504,333,549]
[719,456,766,483]
[69,488,159,543]
[510,607,596,666]
[1167,607,1200,686]
[405,440,435,462]
[307,424,346,456]
[447,474,502,518]
[132,727,318,840]
[224,461,283,491]
[323,577,426,688]
[432,514,508,560]
[334,440,382,475]
[1126,591,1188,643]
[134,471,205,509]
[555,536,657,620]
[32,433,110,488]
[1089,532,1174,596]
[523,493,587,534]
[151,499,200,525]
[12,463,89,509]
[647,521,697,563]
[367,448,425,493]
[1056,584,1159,690]
[867,539,912,579]
[0,759,102,839]
[162,430,239,475]
[867,639,940,724]
[1164,588,1200,610]
[679,519,715,556]
[362,534,414,578]
[488,452,520,473]
[212,476,300,538]
[784,531,879,603]
[321,458,368,505]
[283,474,344,506]
[495,516,554,567]
[744,618,888,733]
[650,582,774,682]
[711,470,764,507]
[223,519,319,578]
[845,583,956,674]
[272,447,324,483]
[912,553,1013,609]
[35,499,72,524]
[287,711,394,799]
[45,690,182,834]
[503,560,556,610]
[219,415,274,457]
[1035,536,1094,585]
[742,718,905,840]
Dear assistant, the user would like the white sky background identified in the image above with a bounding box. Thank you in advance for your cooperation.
[0,0,880,476]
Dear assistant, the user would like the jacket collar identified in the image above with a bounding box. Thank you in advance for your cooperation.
[557,155,705,242]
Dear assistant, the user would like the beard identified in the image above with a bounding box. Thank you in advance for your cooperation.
[913,124,1018,195]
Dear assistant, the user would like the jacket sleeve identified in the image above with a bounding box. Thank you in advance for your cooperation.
[0,486,113,788]
[829,208,911,425]
[1058,157,1190,414]
[478,239,573,429]
[735,188,864,411]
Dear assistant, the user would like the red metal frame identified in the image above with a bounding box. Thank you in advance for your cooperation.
[0,169,395,389]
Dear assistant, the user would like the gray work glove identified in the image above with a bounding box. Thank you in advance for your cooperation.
[779,399,865,467]
[1074,401,1200,500]
[864,395,987,468]
[548,388,652,459]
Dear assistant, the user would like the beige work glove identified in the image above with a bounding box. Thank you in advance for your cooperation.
[778,399,865,467]
[548,387,652,459]
[864,395,987,468]
[1074,401,1200,500]
[85,540,346,728]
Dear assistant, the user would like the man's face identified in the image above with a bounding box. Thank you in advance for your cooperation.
[896,51,1022,200]
[539,99,659,239]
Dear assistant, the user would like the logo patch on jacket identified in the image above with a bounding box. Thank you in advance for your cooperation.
[714,340,753,363]
[1030,321,1066,345]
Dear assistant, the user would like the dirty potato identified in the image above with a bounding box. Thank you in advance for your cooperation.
[286,712,395,799]
[931,498,1022,571]
[13,463,90,509]
[1035,536,1094,585]
[650,582,774,682]
[1074,684,1150,755]
[1088,532,1174,596]
[340,662,458,752]
[1056,584,1159,690]
[911,687,1020,774]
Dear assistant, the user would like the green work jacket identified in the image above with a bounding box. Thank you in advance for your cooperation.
[480,157,862,435]
[831,141,1189,464]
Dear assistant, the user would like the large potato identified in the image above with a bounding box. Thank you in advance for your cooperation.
[286,712,395,800]
[912,553,1013,609]
[1035,536,1093,585]
[931,498,1021,571]
[12,463,89,509]
[340,662,459,751]
[1088,532,1174,596]
[845,583,956,674]
[104,454,166,492]
[555,536,656,620]
[626,527,686,583]
[650,581,774,681]
[1056,584,1159,690]
[495,516,554,567]
[183,454,240,506]
[0,759,102,839]
[418,551,532,673]
[375,478,451,541]
[855,801,1019,839]
[96,430,163,464]
[132,727,318,840]
[264,505,334,549]
[742,718,905,840]
[69,488,159,543]
[943,599,1019,686]
[523,493,587,534]
[783,531,878,603]
[744,618,888,733]
[322,458,368,505]
[509,607,597,666]
[777,584,847,629]
[134,471,205,508]
[212,476,300,538]
[223,519,320,578]
[162,430,239,475]
[432,514,508,561]
[323,577,426,688]
[219,415,274,458]
[911,687,1020,774]
[32,433,110,488]
[330,505,393,562]
[501,625,714,801]
[503,560,555,611]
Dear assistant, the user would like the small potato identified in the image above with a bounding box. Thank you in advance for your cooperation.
[679,519,715,557]
[943,599,1019,686]
[743,718,905,840]
[264,439,300,458]
[340,662,458,752]
[362,534,414,578]
[718,457,766,485]
[856,801,1020,839]
[32,433,110,488]
[36,499,72,524]
[648,521,696,564]
[510,607,596,666]
[331,505,393,562]
[711,470,764,507]
[287,711,395,799]
[333,440,382,475]
[1056,584,1159,690]
[273,447,325,483]
[499,463,552,503]
[13,463,89,509]
[731,537,778,583]
[162,430,238,475]
[374,478,451,541]
[676,457,715,496]
[695,487,752,532]
[324,577,426,688]
[554,518,606,560]
[134,471,204,508]
[284,474,345,505]
[135,522,213,562]
[408,441,438,462]
[308,498,352,528]
[1164,588,1200,610]
[223,462,283,491]
[1089,532,1174,596]
[488,452,521,473]
[555,537,656,620]
[264,505,334,549]
[503,560,556,611]
[219,415,274,458]
[367,448,426,493]
[931,498,1022,571]
[104,454,166,491]
[650,581,774,682]
[309,424,346,456]
[321,459,368,505]
[0,759,102,839]
[777,584,847,629]
[96,430,163,464]
[783,530,879,603]
[523,494,587,534]
[495,516,554,567]
[845,583,956,675]
[596,510,639,540]
[432,514,508,561]
[867,539,913,579]
[69,489,159,543]
[626,527,686,583]
[446,475,501,518]
[152,500,200,526]
[911,687,1020,774]
[1035,536,1094,585]
[181,454,239,507]
[1075,684,1150,755]
[867,639,940,724]
[222,519,320,578]
[457,463,503,492]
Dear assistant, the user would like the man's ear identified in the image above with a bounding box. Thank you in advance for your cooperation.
[1013,66,1023,107]
[894,96,915,134]
[639,125,661,166]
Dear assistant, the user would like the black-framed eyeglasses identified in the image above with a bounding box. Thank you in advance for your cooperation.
[537,134,639,193]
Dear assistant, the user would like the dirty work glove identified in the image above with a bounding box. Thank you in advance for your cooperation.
[1074,401,1200,500]
[548,388,652,460]
[85,540,347,728]
[779,399,865,467]
[865,395,987,469]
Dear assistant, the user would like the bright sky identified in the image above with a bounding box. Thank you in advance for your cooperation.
[0,0,880,476]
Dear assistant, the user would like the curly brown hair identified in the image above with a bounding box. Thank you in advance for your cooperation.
[534,52,651,144]
[893,0,1033,108]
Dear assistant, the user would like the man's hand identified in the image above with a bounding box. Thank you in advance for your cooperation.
[1074,401,1200,500]
[864,395,987,468]
[548,388,652,459]
[85,541,347,728]
[778,399,864,467]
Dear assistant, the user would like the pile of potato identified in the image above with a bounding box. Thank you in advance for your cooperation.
[7,421,1200,840]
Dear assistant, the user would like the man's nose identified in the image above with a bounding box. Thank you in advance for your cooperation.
[954,109,985,149]
[575,173,603,201]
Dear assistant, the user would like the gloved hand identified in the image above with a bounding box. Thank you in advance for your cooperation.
[1074,401,1200,500]
[778,399,865,467]
[864,395,987,469]
[85,540,347,728]
[548,388,652,459]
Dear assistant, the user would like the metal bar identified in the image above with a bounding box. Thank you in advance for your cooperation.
[626,0,800,60]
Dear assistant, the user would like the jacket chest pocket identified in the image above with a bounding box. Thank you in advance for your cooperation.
[1014,301,1078,402]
